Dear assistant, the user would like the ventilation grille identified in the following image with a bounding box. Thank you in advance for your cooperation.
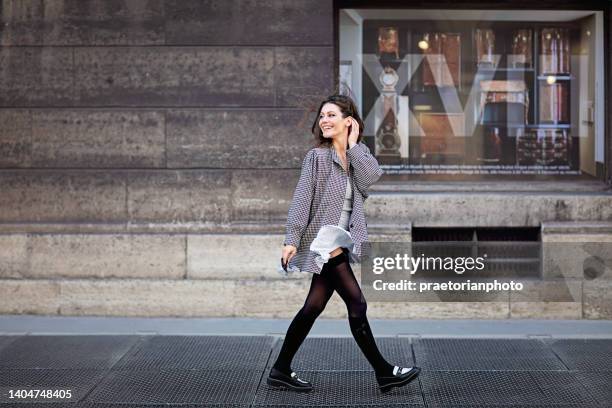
[411,227,541,278]
[412,227,540,242]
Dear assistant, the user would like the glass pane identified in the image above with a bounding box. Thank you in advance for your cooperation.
[338,9,604,179]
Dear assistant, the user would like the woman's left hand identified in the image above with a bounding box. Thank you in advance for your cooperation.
[348,117,359,147]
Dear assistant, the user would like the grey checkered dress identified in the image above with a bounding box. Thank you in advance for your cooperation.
[284,142,384,274]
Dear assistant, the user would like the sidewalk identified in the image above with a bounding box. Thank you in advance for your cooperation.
[0,316,611,407]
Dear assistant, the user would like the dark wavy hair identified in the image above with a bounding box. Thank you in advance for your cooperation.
[311,94,364,148]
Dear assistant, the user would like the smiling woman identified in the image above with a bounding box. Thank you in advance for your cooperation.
[312,94,365,150]
[281,94,378,275]
[270,94,420,394]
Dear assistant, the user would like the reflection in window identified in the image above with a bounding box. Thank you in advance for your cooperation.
[339,9,604,178]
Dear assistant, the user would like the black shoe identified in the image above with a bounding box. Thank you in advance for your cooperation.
[376,365,421,393]
[266,367,313,392]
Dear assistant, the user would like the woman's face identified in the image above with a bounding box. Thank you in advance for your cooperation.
[319,103,351,140]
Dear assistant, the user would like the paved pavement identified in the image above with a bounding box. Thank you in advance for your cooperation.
[0,316,611,407]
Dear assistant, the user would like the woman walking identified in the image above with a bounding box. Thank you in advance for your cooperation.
[267,94,421,393]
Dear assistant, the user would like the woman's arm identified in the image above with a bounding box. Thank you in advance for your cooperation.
[284,149,317,248]
[347,141,383,199]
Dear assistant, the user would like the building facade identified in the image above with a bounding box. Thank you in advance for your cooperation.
[0,0,610,319]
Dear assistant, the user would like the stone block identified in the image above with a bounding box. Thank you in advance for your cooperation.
[510,279,583,303]
[510,302,582,319]
[274,47,334,107]
[366,301,510,319]
[0,170,127,222]
[543,243,588,280]
[583,279,612,319]
[0,109,31,167]
[541,222,612,236]
[0,279,61,314]
[233,279,350,318]
[231,169,296,222]
[509,279,583,319]
[0,0,165,46]
[74,47,274,106]
[31,110,166,168]
[59,279,235,317]
[0,47,74,106]
[127,170,232,223]
[542,232,612,283]
[165,0,332,46]
[166,109,312,168]
[188,234,292,279]
[28,234,185,279]
[0,234,28,278]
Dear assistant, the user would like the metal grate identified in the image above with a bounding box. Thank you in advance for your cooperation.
[85,368,260,405]
[252,404,420,408]
[412,227,476,242]
[420,370,548,406]
[0,336,20,353]
[0,369,107,403]
[112,335,273,371]
[545,339,612,371]
[413,338,567,371]
[266,337,414,371]
[253,404,422,408]
[529,371,599,406]
[574,371,612,406]
[0,404,239,408]
[0,335,141,369]
[254,370,424,406]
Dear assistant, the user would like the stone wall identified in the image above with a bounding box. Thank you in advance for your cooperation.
[0,0,334,226]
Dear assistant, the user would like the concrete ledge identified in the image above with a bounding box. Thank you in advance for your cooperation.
[1,183,611,225]
[368,192,612,227]
[541,221,612,235]
[0,222,286,234]
[371,180,612,193]
[0,221,415,236]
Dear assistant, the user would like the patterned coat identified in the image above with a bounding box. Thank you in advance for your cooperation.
[283,141,384,274]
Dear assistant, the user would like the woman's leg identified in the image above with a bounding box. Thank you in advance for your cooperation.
[272,269,335,374]
[327,248,394,377]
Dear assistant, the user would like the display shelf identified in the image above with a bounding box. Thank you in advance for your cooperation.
[530,124,571,129]
[477,67,535,72]
[481,123,572,129]
[481,122,531,128]
[537,76,572,81]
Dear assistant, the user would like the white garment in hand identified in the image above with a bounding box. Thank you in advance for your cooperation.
[310,225,355,271]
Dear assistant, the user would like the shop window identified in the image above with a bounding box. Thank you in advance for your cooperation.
[339,8,605,179]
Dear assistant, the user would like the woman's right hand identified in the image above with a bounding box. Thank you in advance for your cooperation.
[282,244,297,268]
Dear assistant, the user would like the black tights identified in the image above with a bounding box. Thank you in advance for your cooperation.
[272,248,394,377]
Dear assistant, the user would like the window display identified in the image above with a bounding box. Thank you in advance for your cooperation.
[339,9,604,178]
